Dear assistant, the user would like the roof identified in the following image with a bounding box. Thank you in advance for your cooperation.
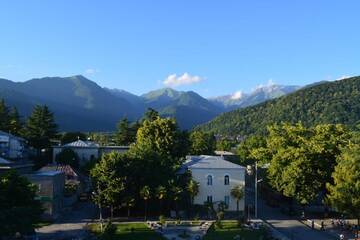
[0,157,11,164]
[62,140,99,148]
[0,130,25,141]
[180,155,245,173]
[39,164,79,177]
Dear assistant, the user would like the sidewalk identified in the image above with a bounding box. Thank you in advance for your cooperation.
[301,219,359,240]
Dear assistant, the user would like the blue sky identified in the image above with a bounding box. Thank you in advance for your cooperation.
[0,1,359,97]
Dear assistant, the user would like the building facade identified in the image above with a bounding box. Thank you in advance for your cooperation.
[181,155,246,212]
[52,140,130,165]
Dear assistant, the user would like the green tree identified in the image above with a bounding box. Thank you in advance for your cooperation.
[216,139,233,151]
[326,141,360,230]
[140,185,151,221]
[0,171,43,236]
[91,152,127,222]
[231,184,245,219]
[8,107,23,136]
[115,118,135,145]
[156,185,167,214]
[55,148,80,169]
[262,123,349,207]
[187,179,199,205]
[61,132,87,144]
[144,108,159,122]
[136,116,185,159]
[189,130,216,155]
[24,105,58,152]
[237,135,266,165]
[170,184,183,217]
[0,99,10,131]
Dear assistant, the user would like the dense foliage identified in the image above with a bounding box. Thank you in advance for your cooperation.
[0,99,23,135]
[326,135,360,224]
[55,148,80,169]
[254,123,349,206]
[199,76,360,136]
[0,171,43,236]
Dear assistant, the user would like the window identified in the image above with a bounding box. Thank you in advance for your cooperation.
[224,195,230,207]
[207,175,213,185]
[207,195,213,203]
[224,175,230,185]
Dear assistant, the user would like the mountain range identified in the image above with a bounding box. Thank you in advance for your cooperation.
[198,76,360,136]
[0,75,300,131]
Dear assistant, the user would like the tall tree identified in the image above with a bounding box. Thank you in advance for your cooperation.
[140,185,151,221]
[237,135,266,165]
[156,185,167,214]
[0,171,43,236]
[261,123,349,207]
[55,148,80,169]
[326,141,360,231]
[24,105,57,151]
[231,184,245,219]
[189,130,216,155]
[115,118,134,145]
[144,108,159,122]
[91,152,127,222]
[216,139,233,151]
[8,107,23,136]
[0,99,10,131]
[136,116,185,159]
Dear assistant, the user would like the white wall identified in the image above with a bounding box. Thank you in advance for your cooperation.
[53,147,99,165]
[190,168,245,211]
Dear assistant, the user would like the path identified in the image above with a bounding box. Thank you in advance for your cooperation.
[36,201,97,240]
[259,199,336,240]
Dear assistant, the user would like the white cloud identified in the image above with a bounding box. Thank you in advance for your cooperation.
[84,68,99,75]
[231,90,244,100]
[163,72,203,87]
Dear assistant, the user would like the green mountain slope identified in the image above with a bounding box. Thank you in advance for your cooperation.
[142,88,222,129]
[0,76,140,131]
[198,76,360,136]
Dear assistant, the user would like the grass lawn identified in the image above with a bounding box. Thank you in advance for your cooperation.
[203,221,266,240]
[89,222,166,240]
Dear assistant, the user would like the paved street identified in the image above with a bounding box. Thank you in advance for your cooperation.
[259,199,337,240]
[36,202,97,240]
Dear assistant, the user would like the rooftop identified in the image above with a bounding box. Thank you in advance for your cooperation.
[179,155,245,173]
[62,140,99,148]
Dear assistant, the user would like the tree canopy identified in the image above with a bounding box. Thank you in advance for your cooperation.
[258,123,349,205]
[24,105,57,150]
[0,171,43,236]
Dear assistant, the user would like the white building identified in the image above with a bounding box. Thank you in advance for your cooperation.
[53,140,130,165]
[181,155,246,212]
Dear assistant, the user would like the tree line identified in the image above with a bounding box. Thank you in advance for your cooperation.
[198,76,360,137]
[90,109,222,226]
[237,122,359,227]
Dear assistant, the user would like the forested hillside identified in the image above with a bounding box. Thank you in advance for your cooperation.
[198,76,360,136]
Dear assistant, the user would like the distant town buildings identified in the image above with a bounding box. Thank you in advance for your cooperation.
[180,155,246,212]
[0,131,33,175]
[52,139,130,165]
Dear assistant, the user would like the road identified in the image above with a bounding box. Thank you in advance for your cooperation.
[259,199,336,240]
[36,202,97,240]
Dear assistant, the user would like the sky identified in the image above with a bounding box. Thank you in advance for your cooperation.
[0,1,360,97]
